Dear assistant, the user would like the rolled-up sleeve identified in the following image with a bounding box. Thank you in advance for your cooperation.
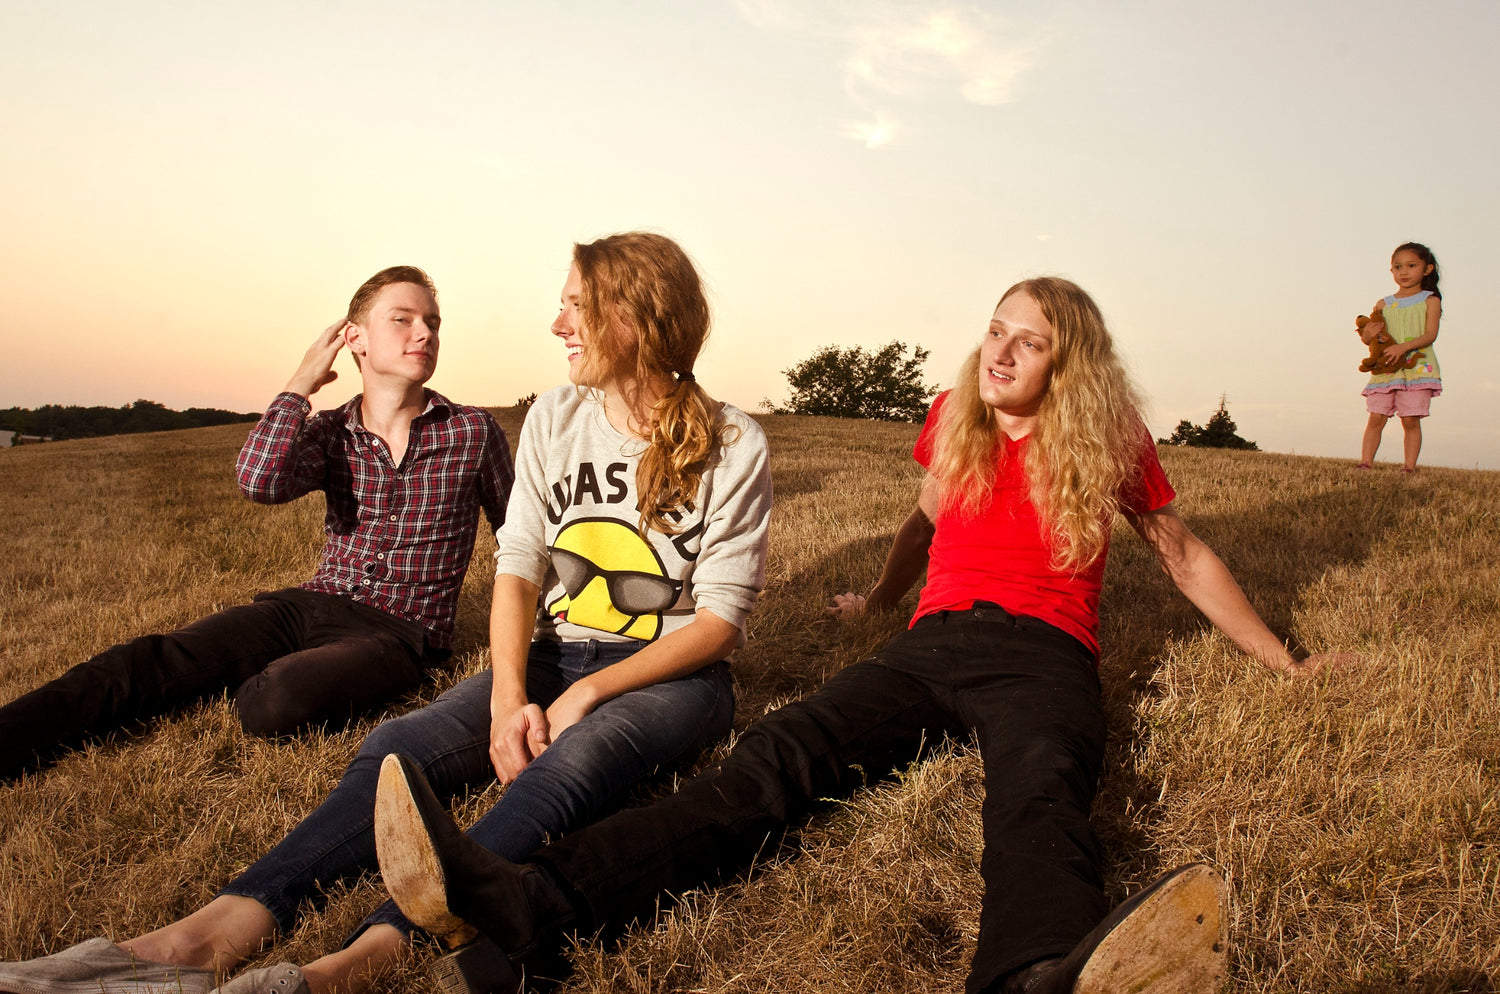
[687,417,772,637]
[492,402,553,587]
[235,392,329,504]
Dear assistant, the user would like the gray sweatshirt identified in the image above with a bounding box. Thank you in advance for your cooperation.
[494,386,771,645]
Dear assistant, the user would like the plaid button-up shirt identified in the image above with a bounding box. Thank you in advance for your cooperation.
[235,390,514,649]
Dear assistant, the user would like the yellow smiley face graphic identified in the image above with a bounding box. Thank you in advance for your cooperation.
[546,519,683,640]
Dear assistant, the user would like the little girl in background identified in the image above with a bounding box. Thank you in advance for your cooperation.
[1358,241,1443,472]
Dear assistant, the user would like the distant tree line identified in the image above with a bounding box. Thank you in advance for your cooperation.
[1,400,260,442]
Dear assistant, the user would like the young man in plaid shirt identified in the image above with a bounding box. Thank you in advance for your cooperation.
[0,266,514,779]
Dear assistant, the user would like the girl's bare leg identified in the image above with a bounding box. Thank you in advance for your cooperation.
[123,904,407,994]
[1360,412,1388,465]
[1400,415,1423,470]
[120,895,277,973]
[299,925,407,994]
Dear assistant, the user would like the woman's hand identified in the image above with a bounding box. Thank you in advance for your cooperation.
[516,610,736,763]
[489,703,551,784]
[490,682,605,777]
[539,681,603,747]
[826,592,868,619]
[487,575,545,783]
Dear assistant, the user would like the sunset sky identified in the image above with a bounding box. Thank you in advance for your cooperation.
[3,0,1496,469]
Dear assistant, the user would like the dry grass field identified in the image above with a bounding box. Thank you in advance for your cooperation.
[1,413,1496,993]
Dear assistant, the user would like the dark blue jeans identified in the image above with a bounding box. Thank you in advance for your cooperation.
[0,588,432,778]
[530,604,1106,994]
[220,639,734,938]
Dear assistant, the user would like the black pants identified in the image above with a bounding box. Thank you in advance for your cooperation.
[0,588,434,778]
[533,603,1108,993]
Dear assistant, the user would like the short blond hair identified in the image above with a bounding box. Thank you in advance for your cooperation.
[345,267,437,369]
[347,266,437,324]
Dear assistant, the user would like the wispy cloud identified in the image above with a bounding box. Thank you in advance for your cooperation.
[841,114,897,148]
[736,0,1038,148]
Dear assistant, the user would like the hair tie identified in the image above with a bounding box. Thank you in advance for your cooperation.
[677,371,696,383]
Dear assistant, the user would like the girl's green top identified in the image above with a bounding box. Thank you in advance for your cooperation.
[1363,290,1441,396]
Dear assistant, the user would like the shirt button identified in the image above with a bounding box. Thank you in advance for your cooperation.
[377,553,385,560]
[362,579,371,585]
[389,514,397,521]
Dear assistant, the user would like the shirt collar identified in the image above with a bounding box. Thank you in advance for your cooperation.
[340,389,447,435]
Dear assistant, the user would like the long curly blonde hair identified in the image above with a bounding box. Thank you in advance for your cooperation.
[927,277,1146,571]
[573,232,732,536]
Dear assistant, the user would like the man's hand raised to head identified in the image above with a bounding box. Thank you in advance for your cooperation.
[285,319,349,398]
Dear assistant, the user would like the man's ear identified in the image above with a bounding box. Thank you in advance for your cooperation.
[344,321,366,369]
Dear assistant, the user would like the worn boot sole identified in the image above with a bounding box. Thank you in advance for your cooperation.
[430,939,522,994]
[1074,864,1227,993]
[374,754,477,946]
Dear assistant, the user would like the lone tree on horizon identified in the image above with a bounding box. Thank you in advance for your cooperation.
[1159,395,1259,451]
[764,340,938,423]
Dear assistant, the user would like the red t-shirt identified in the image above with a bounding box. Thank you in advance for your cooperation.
[911,392,1176,656]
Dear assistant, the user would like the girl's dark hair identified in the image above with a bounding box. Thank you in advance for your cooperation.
[1393,242,1442,298]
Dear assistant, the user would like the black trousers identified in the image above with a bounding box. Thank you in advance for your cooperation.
[0,588,434,778]
[533,603,1108,993]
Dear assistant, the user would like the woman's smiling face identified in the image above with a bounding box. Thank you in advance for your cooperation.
[551,263,593,386]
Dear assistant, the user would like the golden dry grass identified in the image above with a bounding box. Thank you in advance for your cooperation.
[1,416,1496,993]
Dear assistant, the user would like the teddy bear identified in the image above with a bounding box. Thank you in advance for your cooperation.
[1356,307,1421,375]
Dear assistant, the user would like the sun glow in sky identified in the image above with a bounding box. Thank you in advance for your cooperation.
[2,0,1496,469]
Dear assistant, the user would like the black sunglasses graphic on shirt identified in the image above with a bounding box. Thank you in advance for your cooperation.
[551,547,683,615]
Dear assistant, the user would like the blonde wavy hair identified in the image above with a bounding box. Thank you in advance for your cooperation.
[573,232,733,536]
[928,276,1147,571]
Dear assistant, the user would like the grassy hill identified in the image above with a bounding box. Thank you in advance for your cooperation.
[1,414,1496,993]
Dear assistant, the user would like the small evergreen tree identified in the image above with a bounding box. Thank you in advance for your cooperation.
[1157,396,1259,451]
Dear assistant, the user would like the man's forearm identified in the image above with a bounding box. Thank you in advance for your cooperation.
[866,506,934,612]
[236,392,319,503]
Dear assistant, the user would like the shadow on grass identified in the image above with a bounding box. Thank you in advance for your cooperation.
[1092,485,1408,892]
[1101,484,1406,664]
[715,482,1407,909]
[734,533,907,721]
[763,464,839,503]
